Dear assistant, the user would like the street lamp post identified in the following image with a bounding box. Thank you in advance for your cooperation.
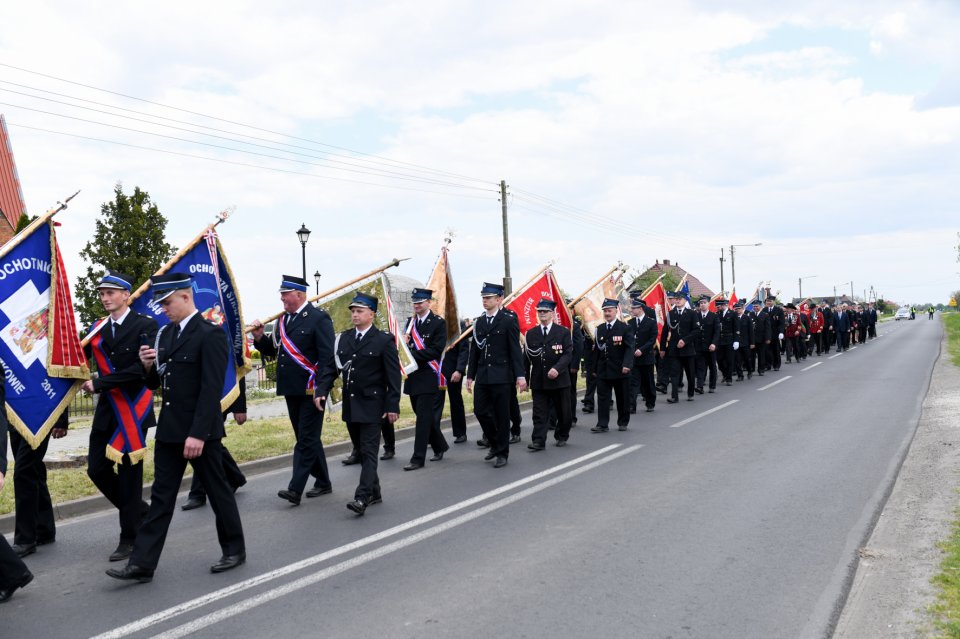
[730,243,762,290]
[798,275,817,299]
[296,223,311,280]
[719,248,725,296]
[834,281,851,303]
[314,270,321,295]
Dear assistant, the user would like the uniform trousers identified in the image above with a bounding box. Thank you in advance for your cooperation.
[285,396,331,494]
[631,363,657,409]
[8,428,55,545]
[596,377,630,428]
[473,383,512,458]
[531,387,572,443]
[346,422,381,503]
[670,356,696,400]
[695,351,718,390]
[766,340,782,370]
[717,345,735,381]
[0,536,30,590]
[837,330,850,351]
[87,427,145,544]
[130,439,245,570]
[447,379,467,439]
[188,445,246,500]
[409,392,449,464]
[752,343,766,373]
[510,387,522,437]
[582,371,597,409]
[784,336,800,362]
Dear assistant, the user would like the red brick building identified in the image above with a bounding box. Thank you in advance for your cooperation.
[0,114,28,244]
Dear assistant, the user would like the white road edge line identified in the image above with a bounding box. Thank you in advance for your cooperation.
[148,445,645,639]
[757,376,792,391]
[801,362,822,372]
[828,353,843,360]
[88,444,623,639]
[668,400,739,428]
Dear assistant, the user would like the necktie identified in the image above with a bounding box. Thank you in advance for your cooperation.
[488,315,493,325]
[172,323,181,342]
[111,321,117,338]
[416,317,422,331]
[607,323,612,331]
[542,326,547,338]
[355,330,362,344]
[286,313,294,327]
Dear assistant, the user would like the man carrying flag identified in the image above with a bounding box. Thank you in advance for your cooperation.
[402,288,450,471]
[81,270,157,562]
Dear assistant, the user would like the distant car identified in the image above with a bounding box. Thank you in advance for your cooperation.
[895,307,911,321]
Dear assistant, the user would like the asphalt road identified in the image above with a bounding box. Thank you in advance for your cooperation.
[1,317,940,639]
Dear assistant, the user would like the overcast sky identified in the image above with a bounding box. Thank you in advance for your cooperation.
[2,1,958,319]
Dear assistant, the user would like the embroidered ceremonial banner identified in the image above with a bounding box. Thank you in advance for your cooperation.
[1,219,88,448]
[424,244,460,346]
[642,281,668,344]
[505,268,572,334]
[131,229,250,411]
[574,270,626,340]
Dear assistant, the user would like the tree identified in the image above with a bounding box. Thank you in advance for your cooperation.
[75,184,175,327]
[629,268,680,294]
[875,299,888,313]
[14,213,37,233]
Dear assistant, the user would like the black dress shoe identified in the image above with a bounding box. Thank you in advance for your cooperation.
[0,571,32,603]
[581,406,594,413]
[368,494,383,505]
[476,438,490,448]
[277,489,301,506]
[341,455,360,466]
[618,425,628,431]
[454,435,467,444]
[109,543,135,562]
[346,499,367,516]
[555,439,567,447]
[484,451,497,461]
[590,426,609,433]
[105,564,154,583]
[509,435,521,444]
[493,457,508,468]
[708,388,715,394]
[380,450,395,460]
[210,553,246,573]
[430,451,445,461]
[666,398,679,404]
[646,406,655,412]
[12,543,36,558]
[695,387,704,394]
[181,496,206,511]
[527,442,545,451]
[403,462,424,471]
[687,397,694,401]
[306,486,332,498]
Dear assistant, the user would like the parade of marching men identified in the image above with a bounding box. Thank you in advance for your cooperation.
[3,5,960,638]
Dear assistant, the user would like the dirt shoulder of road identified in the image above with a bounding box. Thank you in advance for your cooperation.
[834,321,960,637]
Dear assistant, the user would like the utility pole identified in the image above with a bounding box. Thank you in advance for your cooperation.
[850,281,855,300]
[500,180,512,295]
[730,244,736,289]
[798,277,802,299]
[719,248,725,296]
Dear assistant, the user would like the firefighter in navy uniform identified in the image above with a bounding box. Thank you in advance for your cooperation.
[524,299,573,450]
[251,275,336,506]
[759,296,784,371]
[402,288,450,470]
[733,301,753,379]
[82,269,157,562]
[466,283,527,468]
[108,273,245,583]
[693,295,719,394]
[333,293,402,516]
[752,301,770,375]
[590,298,634,432]
[715,298,740,385]
[628,298,659,412]
[663,291,698,403]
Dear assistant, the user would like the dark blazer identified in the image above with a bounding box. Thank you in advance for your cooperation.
[467,309,525,384]
[737,312,754,344]
[335,327,402,423]
[441,321,470,379]
[403,312,447,395]
[717,309,740,345]
[85,311,158,433]
[769,306,785,336]
[593,319,635,379]
[629,315,658,365]
[665,307,698,357]
[752,310,771,344]
[256,303,336,398]
[834,310,850,332]
[145,313,230,443]
[821,307,834,330]
[694,311,720,351]
[524,324,573,390]
[570,318,585,371]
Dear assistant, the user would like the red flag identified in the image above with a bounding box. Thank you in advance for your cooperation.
[49,231,89,377]
[505,268,571,333]
[642,281,668,343]
[729,289,738,309]
[708,293,721,313]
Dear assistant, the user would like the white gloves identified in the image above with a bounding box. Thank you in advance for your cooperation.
[778,333,784,340]
[733,342,739,350]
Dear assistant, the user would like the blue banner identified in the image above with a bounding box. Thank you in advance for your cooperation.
[131,229,250,411]
[0,221,83,446]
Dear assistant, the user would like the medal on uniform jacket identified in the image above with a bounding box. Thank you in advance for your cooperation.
[88,318,152,464]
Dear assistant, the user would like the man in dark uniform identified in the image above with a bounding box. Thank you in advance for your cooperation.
[734,301,753,379]
[629,299,659,412]
[716,298,740,385]
[751,302,769,375]
[568,303,584,424]
[835,303,851,351]
[181,379,248,511]
[664,291,698,403]
[333,293,401,515]
[581,329,598,411]
[251,275,335,506]
[1,388,34,602]
[820,301,834,353]
[466,283,527,468]
[108,273,245,582]
[443,319,471,444]
[759,296,784,371]
[693,295,719,394]
[525,299,573,450]
[82,269,157,562]
[590,298,634,432]
[403,288,449,470]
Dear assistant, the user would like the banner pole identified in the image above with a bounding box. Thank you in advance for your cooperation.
[566,263,623,309]
[0,190,79,259]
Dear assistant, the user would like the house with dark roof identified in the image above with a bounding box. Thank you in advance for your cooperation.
[0,114,28,244]
[632,259,715,299]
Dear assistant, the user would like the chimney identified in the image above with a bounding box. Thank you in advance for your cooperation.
[663,259,671,266]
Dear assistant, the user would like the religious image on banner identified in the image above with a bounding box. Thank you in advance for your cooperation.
[1,217,88,448]
[642,281,668,344]
[425,241,460,345]
[574,269,626,339]
[505,268,572,334]
[130,229,250,411]
[318,273,417,407]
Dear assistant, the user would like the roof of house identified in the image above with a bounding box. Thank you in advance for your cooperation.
[634,259,715,299]
[0,114,27,230]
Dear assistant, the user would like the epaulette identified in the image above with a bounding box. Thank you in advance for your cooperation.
[503,308,517,316]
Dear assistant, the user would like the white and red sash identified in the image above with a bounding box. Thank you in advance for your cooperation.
[278,316,317,393]
[409,317,446,389]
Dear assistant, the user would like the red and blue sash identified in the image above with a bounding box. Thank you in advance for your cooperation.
[409,318,446,389]
[88,319,152,464]
[278,316,317,393]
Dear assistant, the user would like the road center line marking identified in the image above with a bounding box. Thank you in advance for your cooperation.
[757,376,792,391]
[147,445,645,639]
[668,400,738,428]
[828,353,843,359]
[801,362,822,372]
[88,444,622,639]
